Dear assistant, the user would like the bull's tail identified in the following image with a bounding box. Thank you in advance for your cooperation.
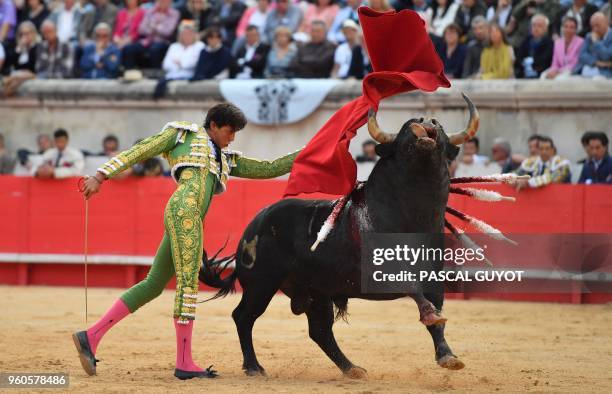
[198,243,238,302]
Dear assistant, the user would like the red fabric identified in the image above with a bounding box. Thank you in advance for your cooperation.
[284,7,450,197]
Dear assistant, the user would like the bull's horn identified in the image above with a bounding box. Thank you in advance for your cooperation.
[448,92,480,146]
[367,109,397,144]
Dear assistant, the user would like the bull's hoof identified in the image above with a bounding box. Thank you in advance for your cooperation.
[344,366,368,379]
[420,312,447,326]
[243,364,267,377]
[437,355,465,370]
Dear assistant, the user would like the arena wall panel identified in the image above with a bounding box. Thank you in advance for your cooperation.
[0,176,611,303]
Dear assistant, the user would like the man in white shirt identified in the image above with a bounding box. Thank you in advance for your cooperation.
[47,0,81,44]
[332,19,368,79]
[162,21,205,80]
[32,128,84,178]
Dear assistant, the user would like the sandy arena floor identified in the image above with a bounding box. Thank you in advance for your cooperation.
[0,286,611,393]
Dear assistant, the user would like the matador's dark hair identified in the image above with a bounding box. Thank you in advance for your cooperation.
[204,103,247,132]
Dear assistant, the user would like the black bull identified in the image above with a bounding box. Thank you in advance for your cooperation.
[199,96,479,378]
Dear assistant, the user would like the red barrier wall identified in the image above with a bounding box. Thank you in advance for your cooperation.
[1,176,611,302]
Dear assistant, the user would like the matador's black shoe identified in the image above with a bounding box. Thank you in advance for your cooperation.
[72,331,99,376]
[174,365,219,380]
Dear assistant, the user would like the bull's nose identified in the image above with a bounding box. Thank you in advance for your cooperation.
[410,123,428,138]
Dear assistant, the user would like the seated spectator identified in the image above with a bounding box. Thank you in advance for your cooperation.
[236,0,271,40]
[122,0,179,70]
[491,137,522,173]
[602,2,611,24]
[462,15,487,78]
[441,23,466,78]
[79,22,121,78]
[0,133,16,174]
[289,20,336,78]
[47,0,81,45]
[132,157,164,176]
[431,0,460,37]
[162,21,205,80]
[454,0,486,41]
[178,0,214,37]
[78,0,118,44]
[486,0,512,30]
[356,139,377,163]
[578,132,612,184]
[2,21,38,96]
[192,26,232,80]
[514,14,553,78]
[112,0,145,51]
[527,134,542,157]
[11,20,37,72]
[515,136,571,190]
[368,0,393,12]
[36,20,74,78]
[230,24,270,79]
[298,0,340,40]
[356,139,377,181]
[124,137,164,177]
[16,133,52,168]
[332,19,369,79]
[263,0,303,44]
[562,0,598,37]
[23,0,50,32]
[479,22,514,79]
[264,25,298,78]
[32,128,84,179]
[328,0,363,44]
[100,134,119,156]
[463,137,489,164]
[506,0,562,48]
[452,138,501,177]
[541,16,584,79]
[0,0,17,61]
[208,0,247,47]
[575,12,612,79]
[579,131,596,163]
[412,0,434,28]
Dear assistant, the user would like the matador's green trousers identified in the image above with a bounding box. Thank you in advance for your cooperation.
[120,167,215,324]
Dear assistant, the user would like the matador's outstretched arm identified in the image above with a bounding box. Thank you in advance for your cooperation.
[230,150,301,179]
[97,123,186,178]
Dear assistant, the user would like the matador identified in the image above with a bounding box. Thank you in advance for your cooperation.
[73,103,300,380]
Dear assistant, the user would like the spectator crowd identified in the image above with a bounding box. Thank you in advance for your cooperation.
[0,126,610,187]
[356,130,612,186]
[1,0,611,95]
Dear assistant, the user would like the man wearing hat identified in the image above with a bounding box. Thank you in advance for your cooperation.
[332,19,370,79]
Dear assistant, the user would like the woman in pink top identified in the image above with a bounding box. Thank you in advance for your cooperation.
[542,16,584,79]
[299,0,340,36]
[236,0,273,39]
[113,0,146,49]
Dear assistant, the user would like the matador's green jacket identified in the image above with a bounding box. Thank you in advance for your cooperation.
[97,121,300,189]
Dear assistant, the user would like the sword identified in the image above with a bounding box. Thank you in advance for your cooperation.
[78,177,89,324]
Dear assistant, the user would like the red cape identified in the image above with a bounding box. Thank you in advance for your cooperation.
[284,7,450,197]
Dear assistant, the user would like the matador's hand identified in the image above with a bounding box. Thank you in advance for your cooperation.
[81,172,106,200]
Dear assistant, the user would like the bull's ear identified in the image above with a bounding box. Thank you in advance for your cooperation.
[375,142,395,158]
[446,144,460,161]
